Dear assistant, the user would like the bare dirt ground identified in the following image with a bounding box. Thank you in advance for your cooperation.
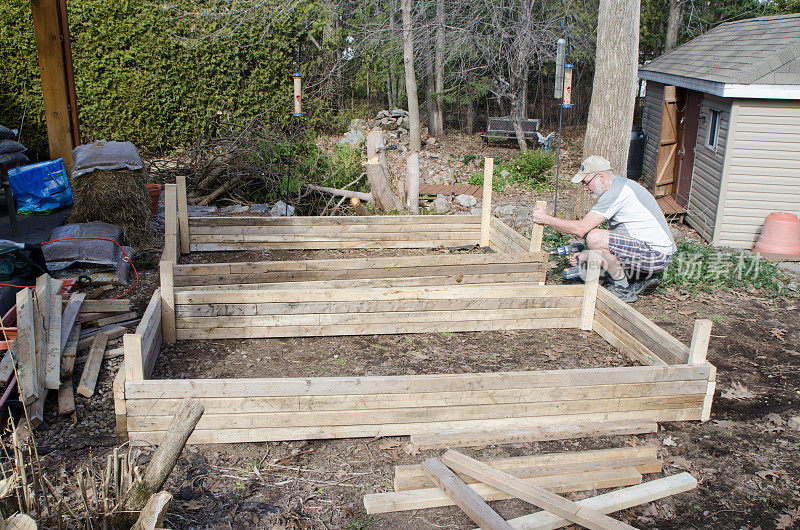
[33,127,800,529]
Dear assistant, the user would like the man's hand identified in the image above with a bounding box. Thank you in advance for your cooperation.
[568,253,578,266]
[531,206,549,225]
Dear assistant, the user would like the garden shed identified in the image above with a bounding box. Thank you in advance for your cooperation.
[638,13,800,248]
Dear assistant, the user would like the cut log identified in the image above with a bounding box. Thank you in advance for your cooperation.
[405,152,420,214]
[131,491,172,530]
[365,131,403,213]
[306,184,372,202]
[120,398,204,522]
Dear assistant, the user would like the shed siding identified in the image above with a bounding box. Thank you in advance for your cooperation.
[641,82,664,189]
[714,99,800,248]
[685,95,731,241]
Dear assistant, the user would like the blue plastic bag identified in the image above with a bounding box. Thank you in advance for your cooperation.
[7,158,74,214]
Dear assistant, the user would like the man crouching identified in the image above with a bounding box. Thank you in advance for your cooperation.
[532,155,676,302]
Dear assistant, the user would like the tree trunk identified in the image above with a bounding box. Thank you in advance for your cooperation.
[406,152,420,213]
[401,0,422,151]
[580,0,640,217]
[434,0,446,135]
[424,43,439,137]
[509,91,528,152]
[388,8,397,108]
[366,130,404,212]
[665,0,682,53]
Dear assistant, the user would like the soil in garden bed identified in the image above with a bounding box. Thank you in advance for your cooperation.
[151,328,637,380]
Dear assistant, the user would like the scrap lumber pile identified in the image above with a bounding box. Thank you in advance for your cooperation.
[364,446,697,529]
[2,274,138,426]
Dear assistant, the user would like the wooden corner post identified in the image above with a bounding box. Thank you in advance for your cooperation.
[160,261,176,345]
[164,184,178,263]
[123,333,144,382]
[580,250,603,331]
[480,158,494,248]
[689,319,715,422]
[530,200,547,253]
[176,176,190,255]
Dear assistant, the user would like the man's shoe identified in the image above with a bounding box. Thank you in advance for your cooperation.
[631,276,660,295]
[605,283,637,303]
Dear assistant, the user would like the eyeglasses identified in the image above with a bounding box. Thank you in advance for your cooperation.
[581,173,598,188]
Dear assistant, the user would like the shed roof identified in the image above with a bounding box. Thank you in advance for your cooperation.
[640,13,800,92]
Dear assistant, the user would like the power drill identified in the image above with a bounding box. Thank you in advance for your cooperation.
[549,242,585,256]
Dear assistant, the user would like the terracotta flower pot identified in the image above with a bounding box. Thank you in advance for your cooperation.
[754,212,800,256]
[147,183,162,218]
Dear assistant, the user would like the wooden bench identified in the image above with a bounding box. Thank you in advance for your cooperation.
[482,117,540,143]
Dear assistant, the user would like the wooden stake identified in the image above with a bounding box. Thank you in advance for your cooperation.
[530,200,547,253]
[480,158,494,248]
[124,333,144,382]
[77,331,110,397]
[422,457,513,530]
[177,176,190,255]
[163,184,178,263]
[580,250,603,331]
[688,319,713,365]
[160,261,176,345]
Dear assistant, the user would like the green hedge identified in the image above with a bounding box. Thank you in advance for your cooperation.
[0,0,330,155]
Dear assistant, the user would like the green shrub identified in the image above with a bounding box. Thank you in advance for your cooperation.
[661,240,789,294]
[466,150,555,192]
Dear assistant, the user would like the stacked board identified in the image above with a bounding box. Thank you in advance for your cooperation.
[188,215,485,251]
[123,363,714,444]
[172,283,581,340]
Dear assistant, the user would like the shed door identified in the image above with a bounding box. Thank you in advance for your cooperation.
[675,90,703,207]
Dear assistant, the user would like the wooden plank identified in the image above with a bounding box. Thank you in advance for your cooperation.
[363,467,642,514]
[189,239,480,251]
[440,450,637,530]
[175,307,581,329]
[492,218,532,252]
[422,457,514,530]
[160,262,176,344]
[409,419,658,451]
[190,231,484,243]
[15,288,38,404]
[499,473,697,530]
[593,313,666,366]
[126,395,704,431]
[96,311,138,328]
[189,223,484,236]
[688,319,713,365]
[0,349,14,386]
[177,175,190,254]
[61,324,80,378]
[113,368,127,437]
[125,382,706,416]
[30,0,74,167]
[596,288,689,364]
[174,284,584,305]
[58,380,75,416]
[124,334,144,382]
[69,298,130,313]
[77,325,127,350]
[580,251,602,331]
[124,364,712,399]
[143,326,162,379]
[164,184,178,263]
[60,293,85,352]
[481,158,493,247]
[174,317,581,339]
[77,332,110,398]
[395,446,659,491]
[530,201,547,253]
[189,214,482,226]
[44,288,62,389]
[128,409,702,444]
[176,297,581,317]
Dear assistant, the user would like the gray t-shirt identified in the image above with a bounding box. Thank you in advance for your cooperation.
[591,176,676,255]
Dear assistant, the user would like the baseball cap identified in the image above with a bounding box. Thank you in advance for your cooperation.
[571,155,612,183]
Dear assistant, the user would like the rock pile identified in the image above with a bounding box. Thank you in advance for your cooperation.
[370,109,410,132]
